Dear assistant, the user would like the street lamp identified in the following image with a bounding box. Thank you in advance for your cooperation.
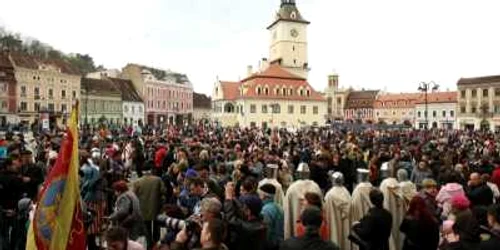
[418,81,439,129]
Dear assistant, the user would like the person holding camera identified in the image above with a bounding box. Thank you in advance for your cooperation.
[171,218,227,250]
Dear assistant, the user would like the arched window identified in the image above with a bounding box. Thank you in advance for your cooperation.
[264,87,269,95]
[282,87,287,96]
[299,89,304,96]
[257,87,262,95]
[306,89,311,96]
[289,88,293,96]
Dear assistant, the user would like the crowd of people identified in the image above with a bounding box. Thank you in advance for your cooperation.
[1,123,500,250]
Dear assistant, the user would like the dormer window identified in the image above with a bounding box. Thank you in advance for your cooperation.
[257,87,262,95]
[282,87,287,96]
[264,87,269,95]
[306,90,310,97]
[299,89,304,96]
[289,88,293,96]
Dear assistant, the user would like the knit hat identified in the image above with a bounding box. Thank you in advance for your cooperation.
[300,206,322,229]
[239,194,263,217]
[259,184,276,196]
[185,168,198,179]
[451,193,470,211]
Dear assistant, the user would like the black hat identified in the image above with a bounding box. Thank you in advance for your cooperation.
[300,207,322,229]
[259,184,276,195]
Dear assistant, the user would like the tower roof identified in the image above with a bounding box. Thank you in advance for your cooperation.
[267,0,310,29]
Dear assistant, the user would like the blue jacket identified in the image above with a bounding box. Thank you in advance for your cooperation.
[261,199,284,249]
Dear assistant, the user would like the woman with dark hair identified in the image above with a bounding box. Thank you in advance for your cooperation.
[399,196,440,250]
[295,192,329,241]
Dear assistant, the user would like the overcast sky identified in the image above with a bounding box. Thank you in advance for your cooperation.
[1,0,500,95]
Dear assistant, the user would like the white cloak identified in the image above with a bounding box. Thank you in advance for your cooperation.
[324,186,352,250]
[258,178,285,208]
[350,182,373,250]
[380,178,407,250]
[283,179,322,239]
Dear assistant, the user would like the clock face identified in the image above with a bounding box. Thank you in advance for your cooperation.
[290,29,299,38]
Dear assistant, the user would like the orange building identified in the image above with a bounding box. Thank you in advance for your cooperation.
[374,93,422,125]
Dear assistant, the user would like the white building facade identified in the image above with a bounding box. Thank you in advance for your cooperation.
[414,92,457,129]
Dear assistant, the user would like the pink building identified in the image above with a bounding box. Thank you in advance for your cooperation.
[122,64,193,126]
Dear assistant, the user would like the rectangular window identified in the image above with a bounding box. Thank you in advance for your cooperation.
[20,102,27,111]
[313,106,318,114]
[417,111,421,117]
[471,89,477,98]
[61,90,66,99]
[272,105,281,114]
[471,107,477,113]
[288,105,294,114]
[72,90,76,99]
[337,97,342,105]
[461,90,466,98]
[250,104,256,113]
[262,105,268,113]
[0,83,6,92]
[34,103,40,112]
[34,87,40,99]
[442,110,446,117]
[61,104,67,112]
[483,89,489,97]
[460,106,466,113]
[495,88,500,97]
[48,89,53,99]
[300,105,306,114]
[450,110,454,117]
[48,103,54,111]
[21,86,26,97]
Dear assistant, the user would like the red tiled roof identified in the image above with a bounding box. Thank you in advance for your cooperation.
[218,65,324,102]
[346,90,380,109]
[374,93,422,108]
[415,91,457,104]
[220,81,241,100]
[457,75,500,85]
[9,53,80,75]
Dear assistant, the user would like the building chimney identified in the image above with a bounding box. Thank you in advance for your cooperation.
[260,58,269,72]
[247,65,253,76]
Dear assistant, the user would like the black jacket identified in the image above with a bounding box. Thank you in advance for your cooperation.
[467,183,493,207]
[480,229,500,250]
[399,216,440,250]
[279,231,339,250]
[352,207,392,250]
[224,199,267,250]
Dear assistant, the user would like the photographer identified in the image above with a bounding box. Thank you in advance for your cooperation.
[158,197,222,248]
[171,218,226,250]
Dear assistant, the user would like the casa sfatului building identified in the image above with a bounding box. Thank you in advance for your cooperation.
[212,0,326,128]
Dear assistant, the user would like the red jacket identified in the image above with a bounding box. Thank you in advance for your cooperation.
[154,147,167,168]
[492,167,500,189]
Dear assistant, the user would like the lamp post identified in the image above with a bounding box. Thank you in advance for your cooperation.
[418,81,439,129]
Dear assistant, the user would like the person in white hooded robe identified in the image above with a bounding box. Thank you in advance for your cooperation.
[350,168,373,250]
[379,165,407,250]
[283,163,322,239]
[324,171,352,250]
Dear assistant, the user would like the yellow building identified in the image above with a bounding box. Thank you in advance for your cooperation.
[457,75,500,131]
[212,0,326,128]
[374,93,421,125]
[10,53,81,126]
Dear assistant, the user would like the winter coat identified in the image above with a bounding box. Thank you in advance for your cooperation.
[410,167,433,188]
[467,183,493,208]
[109,191,145,240]
[133,174,166,221]
[224,198,267,250]
[279,231,340,250]
[399,216,440,250]
[436,183,465,218]
[352,207,393,250]
[261,199,284,250]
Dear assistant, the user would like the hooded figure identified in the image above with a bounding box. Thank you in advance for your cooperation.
[258,164,285,207]
[283,163,322,239]
[379,171,407,250]
[350,169,373,250]
[324,172,352,250]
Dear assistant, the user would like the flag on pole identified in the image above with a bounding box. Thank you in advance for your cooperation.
[26,102,86,250]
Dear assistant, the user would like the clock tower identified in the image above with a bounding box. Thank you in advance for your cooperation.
[268,0,310,79]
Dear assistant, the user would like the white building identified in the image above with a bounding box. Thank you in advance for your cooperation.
[108,77,144,127]
[414,91,457,129]
[212,0,326,128]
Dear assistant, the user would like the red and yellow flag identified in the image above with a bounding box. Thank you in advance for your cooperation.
[27,103,86,250]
